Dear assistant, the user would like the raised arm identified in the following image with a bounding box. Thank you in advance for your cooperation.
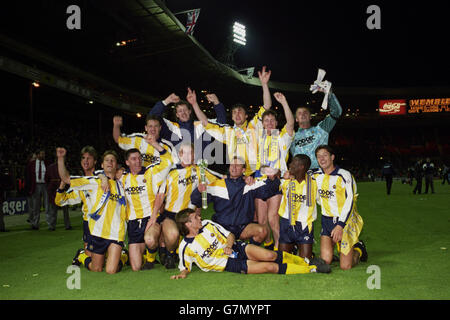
[112,116,122,144]
[318,93,343,133]
[56,147,70,185]
[258,66,272,110]
[206,93,227,124]
[186,87,208,127]
[273,92,294,136]
[148,93,180,117]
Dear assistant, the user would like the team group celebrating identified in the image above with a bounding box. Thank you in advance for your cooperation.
[54,66,368,278]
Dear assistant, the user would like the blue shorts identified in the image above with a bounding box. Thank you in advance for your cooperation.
[220,223,249,239]
[224,241,249,274]
[127,216,150,244]
[156,210,176,225]
[87,235,124,255]
[321,216,339,237]
[279,217,314,245]
[83,220,92,244]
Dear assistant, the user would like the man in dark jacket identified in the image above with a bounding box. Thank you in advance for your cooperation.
[413,159,423,195]
[381,159,395,195]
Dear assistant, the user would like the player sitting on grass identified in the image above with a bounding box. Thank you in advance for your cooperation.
[170,209,330,279]
[314,145,368,270]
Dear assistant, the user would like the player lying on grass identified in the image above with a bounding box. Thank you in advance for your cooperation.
[314,145,368,270]
[170,209,331,279]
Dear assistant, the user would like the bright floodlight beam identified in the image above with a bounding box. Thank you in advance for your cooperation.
[233,21,246,46]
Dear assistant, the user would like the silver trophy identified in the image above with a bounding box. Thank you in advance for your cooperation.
[197,159,208,209]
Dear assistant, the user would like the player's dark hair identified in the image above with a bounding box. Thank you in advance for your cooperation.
[176,208,196,237]
[145,114,162,126]
[80,145,97,161]
[125,148,141,161]
[173,100,193,121]
[230,103,248,114]
[315,145,335,157]
[262,109,277,121]
[295,106,312,115]
[293,154,311,170]
[231,156,246,168]
[101,150,119,163]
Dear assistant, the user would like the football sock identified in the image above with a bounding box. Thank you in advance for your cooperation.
[146,247,157,263]
[120,251,128,265]
[277,251,310,266]
[278,263,315,274]
[78,252,91,270]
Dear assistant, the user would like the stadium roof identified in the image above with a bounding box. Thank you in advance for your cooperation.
[1,0,449,114]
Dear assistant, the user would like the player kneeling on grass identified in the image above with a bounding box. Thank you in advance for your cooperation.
[57,148,128,274]
[170,209,331,279]
[314,145,368,270]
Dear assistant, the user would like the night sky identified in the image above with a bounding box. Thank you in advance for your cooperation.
[165,0,450,87]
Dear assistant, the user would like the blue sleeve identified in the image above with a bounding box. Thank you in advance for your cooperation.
[148,101,173,141]
[149,100,166,117]
[318,93,342,133]
[213,103,227,125]
[191,187,210,208]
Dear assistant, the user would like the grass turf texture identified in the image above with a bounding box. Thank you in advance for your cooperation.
[0,181,449,300]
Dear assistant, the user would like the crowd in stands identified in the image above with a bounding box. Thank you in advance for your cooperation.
[1,106,449,200]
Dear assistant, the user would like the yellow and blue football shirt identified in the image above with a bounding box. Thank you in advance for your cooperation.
[178,219,231,273]
[69,176,127,242]
[278,174,317,233]
[121,149,173,221]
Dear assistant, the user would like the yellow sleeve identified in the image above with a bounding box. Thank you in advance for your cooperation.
[55,189,81,206]
[70,177,100,191]
[204,122,228,144]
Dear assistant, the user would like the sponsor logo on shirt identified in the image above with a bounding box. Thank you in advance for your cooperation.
[179,174,198,187]
[141,154,160,164]
[200,238,219,259]
[318,189,335,199]
[290,193,306,202]
[294,135,315,148]
[124,185,146,195]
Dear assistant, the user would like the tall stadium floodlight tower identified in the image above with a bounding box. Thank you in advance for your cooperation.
[218,21,246,69]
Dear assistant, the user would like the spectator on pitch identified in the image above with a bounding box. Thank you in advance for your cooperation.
[413,159,423,195]
[442,164,450,185]
[314,145,367,270]
[26,149,50,230]
[170,208,330,279]
[45,152,72,231]
[0,167,14,232]
[278,154,317,259]
[423,158,435,194]
[381,158,395,195]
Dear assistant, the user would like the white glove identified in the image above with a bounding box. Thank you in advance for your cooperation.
[309,68,332,110]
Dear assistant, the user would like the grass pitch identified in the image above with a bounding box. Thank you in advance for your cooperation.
[0,181,449,300]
